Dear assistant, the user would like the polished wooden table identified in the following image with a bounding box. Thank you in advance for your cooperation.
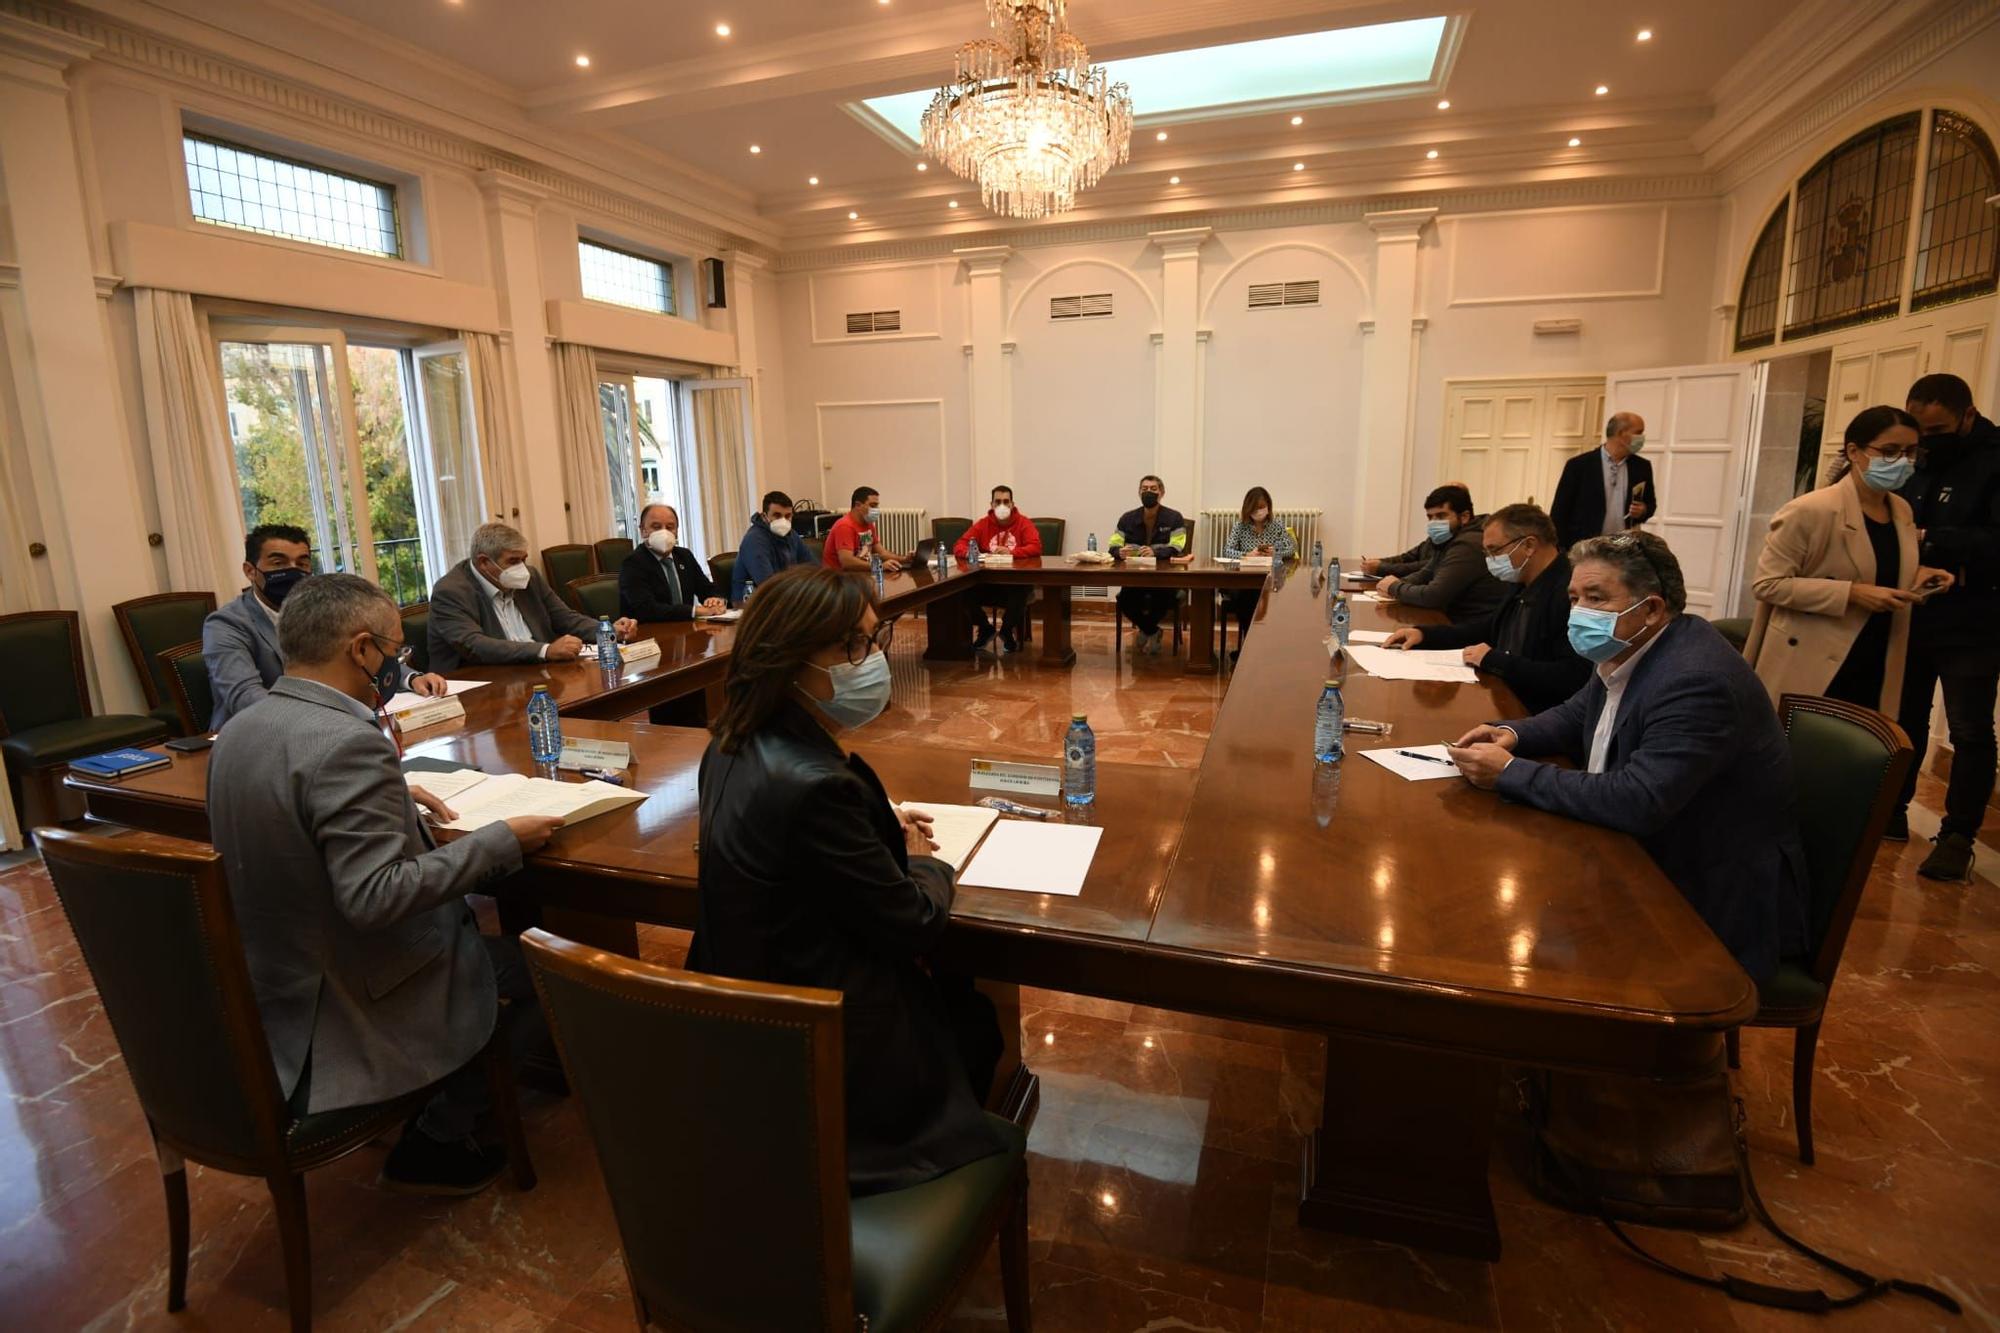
[67,560,1753,1261]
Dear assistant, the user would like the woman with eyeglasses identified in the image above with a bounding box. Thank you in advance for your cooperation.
[687,565,1007,1195]
[1744,405,1955,712]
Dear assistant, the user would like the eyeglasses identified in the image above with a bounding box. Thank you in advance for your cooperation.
[368,634,414,666]
[843,619,896,665]
[1858,442,1920,461]
[1481,534,1529,558]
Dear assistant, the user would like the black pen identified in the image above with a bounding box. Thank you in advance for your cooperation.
[1395,749,1457,766]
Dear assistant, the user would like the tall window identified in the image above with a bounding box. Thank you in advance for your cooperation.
[1913,112,2000,312]
[183,133,402,258]
[579,240,675,314]
[1735,201,1788,351]
[1784,114,1919,339]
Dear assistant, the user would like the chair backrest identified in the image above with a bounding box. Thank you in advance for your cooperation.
[709,551,738,594]
[38,827,288,1170]
[399,602,432,674]
[1709,617,1752,652]
[521,930,856,1331]
[1033,517,1066,556]
[114,592,218,710]
[569,573,622,620]
[1780,693,1912,986]
[541,545,595,607]
[161,641,214,735]
[592,537,634,577]
[932,516,973,552]
[0,610,90,736]
[801,536,825,567]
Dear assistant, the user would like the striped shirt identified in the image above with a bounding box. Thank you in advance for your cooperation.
[1222,519,1297,560]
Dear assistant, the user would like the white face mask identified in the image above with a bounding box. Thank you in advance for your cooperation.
[646,527,677,554]
[768,517,793,538]
[992,503,1013,523]
[1251,508,1270,523]
[495,561,531,591]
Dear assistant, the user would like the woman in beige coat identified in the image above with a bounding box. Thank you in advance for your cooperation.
[1745,405,1954,712]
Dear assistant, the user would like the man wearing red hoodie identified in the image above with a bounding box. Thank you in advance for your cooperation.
[954,484,1043,652]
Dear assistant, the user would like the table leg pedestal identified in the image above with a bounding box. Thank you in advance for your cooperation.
[1298,1033,1501,1260]
[924,589,978,662]
[1036,585,1076,667]
[1184,589,1218,674]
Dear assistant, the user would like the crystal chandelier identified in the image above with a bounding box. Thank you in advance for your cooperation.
[921,0,1133,220]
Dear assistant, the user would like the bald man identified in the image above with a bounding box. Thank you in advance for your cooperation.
[1550,412,1658,550]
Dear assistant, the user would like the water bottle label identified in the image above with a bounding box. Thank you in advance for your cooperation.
[1066,744,1086,765]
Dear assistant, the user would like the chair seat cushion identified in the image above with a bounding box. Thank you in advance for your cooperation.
[285,1101,411,1162]
[1756,960,1828,1020]
[4,715,169,769]
[850,1114,1025,1333]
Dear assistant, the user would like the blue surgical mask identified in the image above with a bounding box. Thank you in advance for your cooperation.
[1485,538,1526,584]
[804,650,891,729]
[1426,519,1453,546]
[1628,434,1647,452]
[865,505,880,523]
[1567,600,1648,663]
[1863,455,1915,492]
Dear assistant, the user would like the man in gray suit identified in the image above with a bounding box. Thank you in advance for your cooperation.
[203,523,449,731]
[427,521,635,671]
[208,574,561,1193]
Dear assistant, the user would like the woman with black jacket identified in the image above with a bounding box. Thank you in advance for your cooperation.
[688,565,1006,1194]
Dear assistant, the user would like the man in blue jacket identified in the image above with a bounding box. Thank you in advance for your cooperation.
[1448,531,1809,982]
[1109,475,1192,654]
[733,490,812,605]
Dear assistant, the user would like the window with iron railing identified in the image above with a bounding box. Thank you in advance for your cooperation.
[1784,113,1919,340]
[1912,112,2000,312]
[1734,201,1788,352]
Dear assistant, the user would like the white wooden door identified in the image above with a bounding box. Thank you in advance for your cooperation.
[1442,378,1606,514]
[1604,361,1762,617]
[1536,382,1606,511]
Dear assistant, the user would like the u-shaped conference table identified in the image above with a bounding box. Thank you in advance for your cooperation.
[67,555,1752,1261]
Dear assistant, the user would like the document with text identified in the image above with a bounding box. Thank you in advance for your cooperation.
[898,802,1000,872]
[383,680,490,714]
[420,772,645,831]
[1342,644,1480,683]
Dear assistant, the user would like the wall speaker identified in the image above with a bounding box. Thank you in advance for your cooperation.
[702,257,727,309]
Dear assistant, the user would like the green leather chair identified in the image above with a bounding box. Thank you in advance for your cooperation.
[709,551,739,601]
[399,602,432,675]
[522,929,1030,1333]
[592,537,635,578]
[569,573,622,621]
[114,592,217,736]
[161,642,214,737]
[39,827,535,1333]
[1710,616,1752,652]
[542,545,595,609]
[801,537,825,568]
[1031,517,1065,556]
[1726,694,1913,1164]
[0,610,168,831]
[931,516,973,554]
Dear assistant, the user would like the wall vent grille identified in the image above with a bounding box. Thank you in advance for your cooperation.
[1248,280,1321,309]
[845,310,902,334]
[1050,292,1114,320]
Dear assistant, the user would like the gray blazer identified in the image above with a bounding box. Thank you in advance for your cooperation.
[207,676,523,1113]
[428,559,599,672]
[204,586,418,732]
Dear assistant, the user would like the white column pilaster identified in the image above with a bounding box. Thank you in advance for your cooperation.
[724,250,773,499]
[1357,208,1436,555]
[478,170,565,550]
[957,245,1013,511]
[0,19,154,711]
[1149,227,1211,512]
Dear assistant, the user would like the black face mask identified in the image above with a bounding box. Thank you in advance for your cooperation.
[259,566,309,607]
[364,637,403,708]
[1140,492,1160,510]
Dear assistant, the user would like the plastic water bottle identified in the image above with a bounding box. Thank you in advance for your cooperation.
[1312,538,1324,571]
[1313,680,1344,763]
[527,685,562,764]
[870,548,886,593]
[936,543,949,577]
[595,617,618,670]
[1063,714,1097,806]
[1331,594,1351,650]
[1087,532,1099,553]
[1311,762,1342,828]
[966,538,981,570]
[1329,554,1342,588]
[741,578,755,605]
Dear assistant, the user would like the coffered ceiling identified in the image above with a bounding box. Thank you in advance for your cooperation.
[114,0,1952,250]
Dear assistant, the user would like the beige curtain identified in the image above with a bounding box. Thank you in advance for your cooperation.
[132,289,244,602]
[462,332,522,527]
[552,341,611,543]
[688,382,753,557]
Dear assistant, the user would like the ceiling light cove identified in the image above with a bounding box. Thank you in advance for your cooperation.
[715,22,731,37]
[1155,130,1169,141]
[573,54,590,67]
[1437,99,1450,110]
[1567,136,1582,147]
[848,210,859,219]
[1425,149,1438,159]
[915,162,927,171]
[1636,28,1652,41]
[1595,84,1609,95]
[1292,161,1305,171]
[748,144,761,154]
[1290,115,1304,126]
[948,200,959,208]
[1169,175,1181,184]
[808,175,819,185]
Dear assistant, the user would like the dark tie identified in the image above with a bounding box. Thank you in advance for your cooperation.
[662,553,682,603]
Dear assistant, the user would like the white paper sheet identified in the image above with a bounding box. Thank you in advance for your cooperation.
[1347,630,1393,645]
[1345,590,1389,603]
[403,768,489,802]
[1357,744,1464,782]
[701,609,743,623]
[383,679,490,714]
[959,821,1102,896]
[899,802,1000,872]
[1343,644,1480,683]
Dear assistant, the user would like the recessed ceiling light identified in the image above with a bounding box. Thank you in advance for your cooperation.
[574,54,590,67]
[1290,115,1304,126]
[1169,175,1181,184]
[948,199,959,208]
[808,175,819,185]
[1425,149,1438,159]
[748,144,761,154]
[1155,130,1168,141]
[1292,161,1305,171]
[1595,84,1609,95]
[848,211,859,220]
[1437,99,1451,110]
[915,162,927,171]
[715,22,731,37]
[1636,28,1652,41]
[1568,136,1582,147]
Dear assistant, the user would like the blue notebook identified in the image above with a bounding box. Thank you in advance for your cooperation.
[69,747,172,779]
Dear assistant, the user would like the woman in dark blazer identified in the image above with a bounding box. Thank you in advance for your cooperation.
[688,565,1005,1195]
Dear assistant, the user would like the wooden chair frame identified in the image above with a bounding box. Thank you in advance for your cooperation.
[398,602,431,675]
[521,929,1029,1332]
[113,592,218,711]
[159,640,212,736]
[38,826,536,1333]
[0,610,106,830]
[1725,693,1912,1164]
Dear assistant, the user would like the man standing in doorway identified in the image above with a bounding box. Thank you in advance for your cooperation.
[1550,412,1658,550]
[1891,373,2000,881]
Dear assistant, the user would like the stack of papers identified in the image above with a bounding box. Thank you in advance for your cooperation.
[383,679,489,714]
[404,769,645,831]
[898,802,1000,872]
[1342,644,1480,683]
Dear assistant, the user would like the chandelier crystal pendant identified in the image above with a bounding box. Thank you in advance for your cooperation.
[921,0,1134,220]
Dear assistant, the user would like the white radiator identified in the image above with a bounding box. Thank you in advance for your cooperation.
[874,507,928,554]
[1199,507,1323,559]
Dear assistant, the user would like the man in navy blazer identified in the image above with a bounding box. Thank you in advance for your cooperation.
[1549,413,1659,549]
[1449,531,1809,982]
[619,503,728,622]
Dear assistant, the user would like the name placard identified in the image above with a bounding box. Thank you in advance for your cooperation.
[969,758,1063,797]
[392,695,465,733]
[559,736,632,772]
[979,552,1014,565]
[1237,555,1274,570]
[619,638,662,665]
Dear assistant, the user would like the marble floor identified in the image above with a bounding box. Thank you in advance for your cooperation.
[3,615,1996,1330]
